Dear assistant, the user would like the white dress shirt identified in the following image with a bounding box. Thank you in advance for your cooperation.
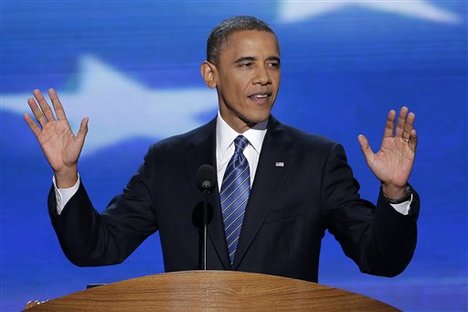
[215,113,267,190]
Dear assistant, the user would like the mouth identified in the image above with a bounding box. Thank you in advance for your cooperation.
[248,92,272,104]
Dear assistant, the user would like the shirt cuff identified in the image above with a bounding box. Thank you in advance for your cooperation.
[389,193,413,215]
[53,174,80,215]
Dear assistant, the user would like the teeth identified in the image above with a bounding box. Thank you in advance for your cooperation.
[254,94,268,98]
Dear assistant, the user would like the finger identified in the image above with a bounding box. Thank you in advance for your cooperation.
[27,97,47,127]
[76,117,89,147]
[383,109,396,138]
[33,89,56,122]
[23,113,42,138]
[358,134,375,164]
[404,112,416,138]
[401,112,414,142]
[395,106,408,137]
[48,88,67,120]
[409,128,418,150]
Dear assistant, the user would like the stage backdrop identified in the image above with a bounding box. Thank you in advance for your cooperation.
[1,1,466,311]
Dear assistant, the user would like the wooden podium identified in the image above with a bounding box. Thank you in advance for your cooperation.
[25,270,398,311]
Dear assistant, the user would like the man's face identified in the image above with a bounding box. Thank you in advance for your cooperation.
[203,30,281,133]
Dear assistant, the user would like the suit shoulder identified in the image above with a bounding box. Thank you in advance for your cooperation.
[145,120,214,156]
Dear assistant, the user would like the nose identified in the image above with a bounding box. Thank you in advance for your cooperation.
[253,65,271,85]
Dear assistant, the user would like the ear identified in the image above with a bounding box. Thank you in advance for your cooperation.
[200,61,217,89]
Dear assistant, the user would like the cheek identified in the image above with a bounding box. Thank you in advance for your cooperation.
[273,72,281,85]
[232,82,249,99]
[222,75,244,94]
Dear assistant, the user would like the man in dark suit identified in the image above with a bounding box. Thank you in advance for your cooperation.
[24,16,418,282]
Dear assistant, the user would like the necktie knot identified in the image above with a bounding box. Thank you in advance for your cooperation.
[234,135,249,155]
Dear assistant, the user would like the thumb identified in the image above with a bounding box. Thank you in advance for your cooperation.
[76,117,89,146]
[358,134,374,163]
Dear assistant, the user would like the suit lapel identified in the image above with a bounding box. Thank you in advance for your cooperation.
[232,117,295,269]
[185,119,231,269]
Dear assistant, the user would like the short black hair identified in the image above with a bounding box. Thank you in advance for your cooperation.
[206,16,276,64]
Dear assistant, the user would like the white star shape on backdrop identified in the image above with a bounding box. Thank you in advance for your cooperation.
[278,0,460,24]
[1,55,217,156]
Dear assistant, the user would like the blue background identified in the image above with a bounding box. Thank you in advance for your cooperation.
[1,1,466,311]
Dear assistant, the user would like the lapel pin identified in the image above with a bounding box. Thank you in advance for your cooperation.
[275,162,285,167]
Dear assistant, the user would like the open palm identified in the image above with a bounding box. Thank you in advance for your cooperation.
[24,89,88,186]
[358,107,417,195]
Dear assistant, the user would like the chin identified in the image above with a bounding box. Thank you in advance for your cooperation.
[244,113,270,125]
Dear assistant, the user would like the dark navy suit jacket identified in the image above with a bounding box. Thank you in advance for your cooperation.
[48,116,419,282]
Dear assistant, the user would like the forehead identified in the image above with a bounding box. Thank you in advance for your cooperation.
[219,30,280,60]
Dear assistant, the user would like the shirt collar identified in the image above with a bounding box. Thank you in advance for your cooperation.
[216,112,268,155]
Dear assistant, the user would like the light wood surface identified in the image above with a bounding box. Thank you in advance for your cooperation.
[26,270,399,311]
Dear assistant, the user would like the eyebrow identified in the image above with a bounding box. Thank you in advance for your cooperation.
[233,56,255,64]
[266,56,281,64]
[233,56,281,64]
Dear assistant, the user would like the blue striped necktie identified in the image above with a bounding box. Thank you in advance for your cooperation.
[220,135,250,264]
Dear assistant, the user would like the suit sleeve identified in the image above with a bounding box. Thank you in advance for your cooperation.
[322,143,419,277]
[48,146,158,266]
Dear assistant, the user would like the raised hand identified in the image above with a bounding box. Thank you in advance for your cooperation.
[358,106,417,199]
[24,89,89,188]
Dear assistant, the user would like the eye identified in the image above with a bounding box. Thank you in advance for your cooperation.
[239,62,253,68]
[267,61,280,69]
